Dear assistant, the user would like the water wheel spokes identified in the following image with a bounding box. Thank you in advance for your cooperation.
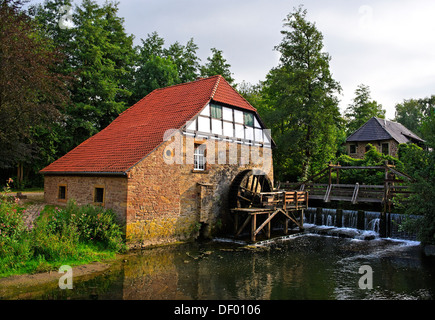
[230,170,272,209]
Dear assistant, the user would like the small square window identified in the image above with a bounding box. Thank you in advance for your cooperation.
[58,185,66,200]
[349,144,357,154]
[94,187,105,203]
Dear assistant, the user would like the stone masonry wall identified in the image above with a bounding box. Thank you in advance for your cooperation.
[346,139,398,159]
[125,132,273,247]
[43,175,128,224]
[125,139,186,247]
[178,135,273,238]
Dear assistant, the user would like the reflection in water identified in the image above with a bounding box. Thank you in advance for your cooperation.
[3,235,435,300]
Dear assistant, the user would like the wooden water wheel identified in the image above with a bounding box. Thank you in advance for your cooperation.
[229,170,273,209]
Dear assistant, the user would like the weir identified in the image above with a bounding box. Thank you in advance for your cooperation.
[304,207,419,240]
[280,162,415,238]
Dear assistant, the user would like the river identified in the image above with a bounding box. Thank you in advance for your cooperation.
[2,232,434,300]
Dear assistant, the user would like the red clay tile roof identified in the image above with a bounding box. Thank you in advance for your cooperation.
[40,75,258,174]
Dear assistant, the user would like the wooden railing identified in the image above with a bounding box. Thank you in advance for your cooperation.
[279,162,414,209]
[259,190,308,210]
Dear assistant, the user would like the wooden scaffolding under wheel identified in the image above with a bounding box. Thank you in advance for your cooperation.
[229,170,308,242]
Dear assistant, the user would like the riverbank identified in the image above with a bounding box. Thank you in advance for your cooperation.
[0,259,114,300]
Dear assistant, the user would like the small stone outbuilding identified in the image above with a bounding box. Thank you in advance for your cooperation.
[345,117,424,159]
[40,76,274,246]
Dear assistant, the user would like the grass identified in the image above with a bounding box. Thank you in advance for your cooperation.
[0,244,117,278]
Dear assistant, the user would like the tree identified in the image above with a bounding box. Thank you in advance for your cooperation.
[399,113,435,245]
[200,47,234,85]
[345,84,385,135]
[130,32,180,102]
[32,0,136,151]
[69,0,135,133]
[395,95,434,140]
[0,0,69,176]
[260,6,342,181]
[165,38,200,83]
[238,81,263,109]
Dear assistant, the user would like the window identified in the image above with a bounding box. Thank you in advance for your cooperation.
[349,144,357,154]
[381,143,389,155]
[58,185,67,201]
[222,107,233,121]
[210,104,222,119]
[234,109,244,123]
[194,144,206,171]
[94,187,105,204]
[244,112,254,127]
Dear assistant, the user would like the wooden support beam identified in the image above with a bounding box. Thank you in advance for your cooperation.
[251,214,256,242]
[253,209,281,237]
[235,215,252,237]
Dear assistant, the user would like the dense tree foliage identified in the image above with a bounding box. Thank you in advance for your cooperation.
[0,0,69,177]
[345,84,385,135]
[2,0,240,187]
[394,95,434,140]
[398,115,435,245]
[200,47,234,85]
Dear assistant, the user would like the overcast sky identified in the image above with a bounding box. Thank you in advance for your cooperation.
[37,0,435,119]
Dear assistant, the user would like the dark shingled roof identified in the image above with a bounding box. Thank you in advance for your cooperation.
[346,117,424,144]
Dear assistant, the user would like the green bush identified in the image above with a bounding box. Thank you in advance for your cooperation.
[0,179,33,270]
[334,144,404,185]
[42,200,126,252]
[32,215,80,261]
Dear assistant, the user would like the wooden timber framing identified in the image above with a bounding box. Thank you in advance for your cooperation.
[231,190,308,242]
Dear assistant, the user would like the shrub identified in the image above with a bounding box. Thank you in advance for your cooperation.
[0,179,32,271]
[334,144,404,185]
[42,201,126,252]
[32,215,80,261]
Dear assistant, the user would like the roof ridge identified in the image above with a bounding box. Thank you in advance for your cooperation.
[152,75,221,93]
[210,75,221,99]
[209,75,257,112]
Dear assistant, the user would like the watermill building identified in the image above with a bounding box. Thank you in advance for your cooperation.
[40,75,274,246]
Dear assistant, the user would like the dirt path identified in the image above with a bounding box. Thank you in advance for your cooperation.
[5,191,46,227]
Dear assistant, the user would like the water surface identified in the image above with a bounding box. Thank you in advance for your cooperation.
[4,234,435,300]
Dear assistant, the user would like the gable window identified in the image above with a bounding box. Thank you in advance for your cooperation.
[349,144,357,154]
[381,143,389,155]
[57,185,67,201]
[244,112,254,127]
[94,186,105,204]
[194,144,206,171]
[210,104,222,119]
